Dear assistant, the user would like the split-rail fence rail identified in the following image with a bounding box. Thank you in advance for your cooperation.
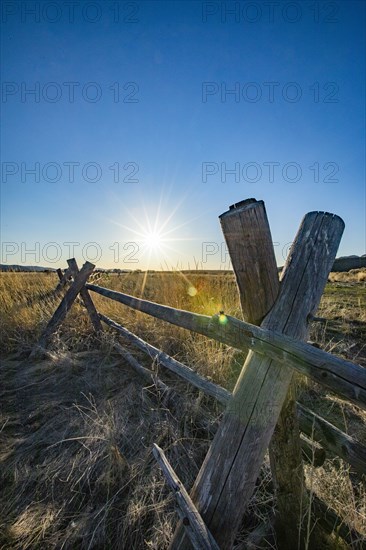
[31,198,366,550]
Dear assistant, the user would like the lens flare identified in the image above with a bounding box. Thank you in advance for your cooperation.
[219,313,228,325]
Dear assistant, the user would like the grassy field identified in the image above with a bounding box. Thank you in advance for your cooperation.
[0,269,365,549]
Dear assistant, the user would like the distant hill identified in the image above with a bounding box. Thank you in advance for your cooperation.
[1,255,365,273]
[0,264,55,272]
[332,255,366,272]
[0,264,131,273]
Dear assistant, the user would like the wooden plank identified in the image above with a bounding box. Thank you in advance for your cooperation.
[170,211,345,550]
[67,258,103,333]
[220,198,306,547]
[300,435,326,467]
[55,266,72,291]
[112,342,216,436]
[86,285,366,409]
[113,341,170,395]
[219,198,280,325]
[98,313,230,406]
[297,403,366,474]
[34,261,95,351]
[153,444,221,550]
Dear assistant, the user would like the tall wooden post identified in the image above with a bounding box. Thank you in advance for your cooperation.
[170,207,344,550]
[220,199,309,547]
[220,198,280,324]
[221,199,309,546]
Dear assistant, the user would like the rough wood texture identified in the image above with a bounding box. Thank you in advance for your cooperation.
[221,198,305,547]
[86,288,365,410]
[98,311,360,472]
[55,266,72,291]
[113,342,216,436]
[266,213,344,547]
[100,313,354,474]
[268,385,307,547]
[297,403,366,474]
[219,199,279,325]
[300,435,326,467]
[35,261,95,352]
[113,341,170,395]
[153,444,220,550]
[170,211,345,550]
[98,313,230,406]
[67,258,103,333]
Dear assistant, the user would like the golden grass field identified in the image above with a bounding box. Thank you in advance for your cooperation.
[0,269,365,549]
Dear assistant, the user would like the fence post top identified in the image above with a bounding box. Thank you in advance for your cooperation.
[219,198,264,219]
[303,211,345,227]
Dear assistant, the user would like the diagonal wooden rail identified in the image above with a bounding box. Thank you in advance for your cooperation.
[66,258,103,333]
[33,261,95,353]
[296,403,366,474]
[98,312,366,473]
[153,444,220,550]
[86,285,366,409]
[98,312,230,405]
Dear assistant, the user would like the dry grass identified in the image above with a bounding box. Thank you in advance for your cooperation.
[0,349,211,549]
[328,269,366,284]
[0,269,365,548]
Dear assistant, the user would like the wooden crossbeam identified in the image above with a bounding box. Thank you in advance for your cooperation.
[113,340,170,395]
[99,311,365,472]
[86,284,366,409]
[98,313,230,405]
[297,403,366,475]
[55,266,72,291]
[67,258,103,333]
[33,260,95,352]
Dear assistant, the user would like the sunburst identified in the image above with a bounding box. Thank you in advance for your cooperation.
[107,193,207,299]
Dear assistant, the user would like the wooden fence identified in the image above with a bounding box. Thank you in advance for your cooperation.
[31,198,366,550]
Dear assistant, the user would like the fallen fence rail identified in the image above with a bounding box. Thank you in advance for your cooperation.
[153,444,221,550]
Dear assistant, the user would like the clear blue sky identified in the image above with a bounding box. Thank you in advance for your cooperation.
[1,0,365,269]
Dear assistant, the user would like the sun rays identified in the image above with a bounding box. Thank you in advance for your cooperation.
[107,196,204,299]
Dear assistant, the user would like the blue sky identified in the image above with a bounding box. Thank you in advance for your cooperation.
[1,0,365,269]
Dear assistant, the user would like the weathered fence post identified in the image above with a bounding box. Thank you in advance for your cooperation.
[34,260,95,352]
[220,199,309,548]
[67,258,103,333]
[220,199,315,546]
[55,266,72,291]
[170,209,344,550]
[219,198,280,324]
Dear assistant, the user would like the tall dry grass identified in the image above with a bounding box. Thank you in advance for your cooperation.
[0,269,365,548]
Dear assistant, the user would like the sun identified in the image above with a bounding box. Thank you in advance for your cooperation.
[143,231,163,250]
[108,193,199,272]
